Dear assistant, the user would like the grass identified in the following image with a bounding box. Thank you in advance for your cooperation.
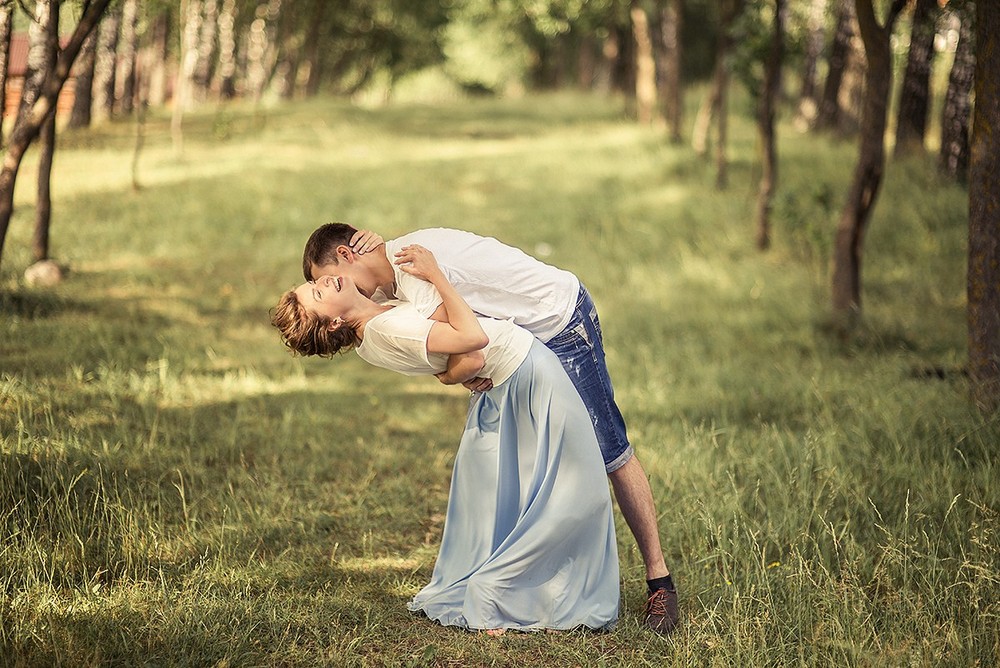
[1,89,997,667]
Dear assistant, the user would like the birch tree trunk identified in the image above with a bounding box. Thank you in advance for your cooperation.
[172,0,203,155]
[213,0,238,99]
[193,0,219,102]
[145,10,170,107]
[968,0,1000,413]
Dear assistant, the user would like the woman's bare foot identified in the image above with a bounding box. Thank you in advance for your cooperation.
[485,629,506,636]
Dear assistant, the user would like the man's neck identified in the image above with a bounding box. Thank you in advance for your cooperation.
[371,250,397,298]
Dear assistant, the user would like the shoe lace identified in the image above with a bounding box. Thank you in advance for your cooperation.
[646,590,668,617]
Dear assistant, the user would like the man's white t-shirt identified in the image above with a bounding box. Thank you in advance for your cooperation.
[356,302,534,386]
[373,228,580,343]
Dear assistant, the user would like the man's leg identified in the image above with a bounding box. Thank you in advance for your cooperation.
[608,455,669,581]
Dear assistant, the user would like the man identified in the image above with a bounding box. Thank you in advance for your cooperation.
[302,223,679,634]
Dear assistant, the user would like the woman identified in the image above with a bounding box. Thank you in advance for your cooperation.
[271,245,619,633]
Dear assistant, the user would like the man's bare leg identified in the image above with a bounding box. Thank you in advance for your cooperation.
[608,455,669,580]
[609,454,678,634]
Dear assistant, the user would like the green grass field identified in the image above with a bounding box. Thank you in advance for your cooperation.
[1,91,996,667]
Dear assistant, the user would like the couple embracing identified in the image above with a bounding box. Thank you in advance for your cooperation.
[271,224,678,636]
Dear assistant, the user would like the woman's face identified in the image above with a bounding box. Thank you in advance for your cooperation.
[294,274,358,321]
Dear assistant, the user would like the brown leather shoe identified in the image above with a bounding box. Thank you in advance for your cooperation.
[644,587,679,635]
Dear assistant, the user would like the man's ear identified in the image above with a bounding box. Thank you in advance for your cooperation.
[336,244,355,264]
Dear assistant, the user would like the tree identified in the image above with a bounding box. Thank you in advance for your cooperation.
[68,29,97,128]
[894,0,938,156]
[940,1,974,181]
[830,0,907,330]
[796,0,827,125]
[29,0,60,263]
[0,0,113,271]
[968,0,1000,412]
[630,1,657,124]
[93,4,120,121]
[755,0,785,251]
[816,0,854,131]
[658,0,683,142]
[0,1,14,145]
[115,0,140,115]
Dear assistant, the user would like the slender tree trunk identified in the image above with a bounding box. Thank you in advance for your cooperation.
[146,11,170,107]
[631,2,657,125]
[756,0,785,251]
[831,0,907,330]
[0,0,112,270]
[172,0,203,156]
[594,27,619,94]
[68,29,97,128]
[839,11,866,135]
[894,0,938,156]
[714,0,743,189]
[302,0,327,96]
[940,3,974,181]
[193,0,219,102]
[816,0,854,131]
[32,0,59,263]
[0,3,13,145]
[692,67,721,156]
[797,0,827,125]
[115,0,139,115]
[968,0,1000,412]
[93,6,120,122]
[213,0,238,98]
[659,0,683,142]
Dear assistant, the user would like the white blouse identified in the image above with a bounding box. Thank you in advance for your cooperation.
[355,302,534,386]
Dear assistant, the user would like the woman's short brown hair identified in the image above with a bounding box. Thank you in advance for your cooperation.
[270,289,360,357]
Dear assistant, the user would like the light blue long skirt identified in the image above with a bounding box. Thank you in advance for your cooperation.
[407,340,620,631]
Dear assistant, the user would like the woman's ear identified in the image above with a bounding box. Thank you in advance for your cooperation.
[327,317,344,332]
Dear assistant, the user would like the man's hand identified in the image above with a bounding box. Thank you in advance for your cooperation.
[461,377,493,393]
[436,351,486,385]
[349,229,384,255]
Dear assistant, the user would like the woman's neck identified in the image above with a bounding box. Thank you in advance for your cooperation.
[353,302,393,340]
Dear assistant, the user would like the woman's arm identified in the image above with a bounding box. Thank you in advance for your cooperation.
[435,350,486,385]
[394,245,489,355]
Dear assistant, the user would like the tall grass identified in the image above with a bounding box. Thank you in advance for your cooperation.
[1,91,996,666]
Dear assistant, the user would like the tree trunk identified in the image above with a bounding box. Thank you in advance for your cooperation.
[714,0,743,189]
[940,3,974,181]
[593,26,619,94]
[692,66,721,156]
[659,0,683,142]
[31,0,59,263]
[172,0,203,156]
[0,4,13,146]
[894,0,938,156]
[146,11,170,107]
[831,0,907,330]
[756,0,785,251]
[302,0,328,96]
[213,0,238,99]
[0,0,112,270]
[816,0,854,131]
[193,0,219,102]
[115,0,139,115]
[968,0,1000,412]
[797,0,827,125]
[631,2,657,125]
[34,112,56,262]
[838,11,866,135]
[93,6,120,122]
[68,28,97,129]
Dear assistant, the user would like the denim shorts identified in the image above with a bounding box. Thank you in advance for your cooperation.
[544,286,633,473]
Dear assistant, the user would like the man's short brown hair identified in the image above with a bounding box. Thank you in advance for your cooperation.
[302,223,358,281]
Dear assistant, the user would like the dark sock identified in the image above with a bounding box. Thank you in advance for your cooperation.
[647,575,675,594]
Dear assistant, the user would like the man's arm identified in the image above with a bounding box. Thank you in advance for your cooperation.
[427,306,494,390]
